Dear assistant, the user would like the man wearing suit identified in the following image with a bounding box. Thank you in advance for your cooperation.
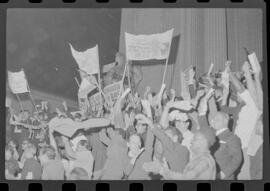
[210,112,243,180]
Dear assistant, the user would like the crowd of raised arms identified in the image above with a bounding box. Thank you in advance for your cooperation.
[5,52,263,180]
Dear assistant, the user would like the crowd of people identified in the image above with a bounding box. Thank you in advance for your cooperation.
[5,52,263,180]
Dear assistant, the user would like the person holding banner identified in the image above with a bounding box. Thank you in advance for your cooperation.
[104,52,142,91]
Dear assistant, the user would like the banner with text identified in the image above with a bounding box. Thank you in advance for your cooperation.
[103,81,122,105]
[125,29,174,61]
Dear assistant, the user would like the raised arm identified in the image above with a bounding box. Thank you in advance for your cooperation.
[98,128,111,146]
[229,73,245,94]
[62,136,76,159]
[151,125,173,151]
[242,62,258,106]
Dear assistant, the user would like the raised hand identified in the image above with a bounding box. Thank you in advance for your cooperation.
[242,61,251,74]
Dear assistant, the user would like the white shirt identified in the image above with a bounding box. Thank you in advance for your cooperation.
[234,90,260,149]
[182,130,194,150]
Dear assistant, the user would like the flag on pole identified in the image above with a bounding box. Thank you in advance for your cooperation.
[8,70,29,94]
[78,78,97,99]
[69,43,99,75]
[125,29,174,61]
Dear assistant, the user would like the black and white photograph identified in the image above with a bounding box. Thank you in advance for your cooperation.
[5,8,263,180]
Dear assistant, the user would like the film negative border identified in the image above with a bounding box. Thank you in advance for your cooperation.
[0,0,268,191]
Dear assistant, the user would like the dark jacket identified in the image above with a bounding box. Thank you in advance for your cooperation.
[214,129,243,180]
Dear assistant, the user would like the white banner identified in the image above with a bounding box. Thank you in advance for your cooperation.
[70,43,99,75]
[125,29,174,61]
[103,81,122,104]
[78,78,96,99]
[8,70,29,94]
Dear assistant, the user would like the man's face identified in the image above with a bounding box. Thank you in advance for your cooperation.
[135,122,147,134]
[24,149,34,159]
[190,134,205,153]
[38,153,48,166]
[165,129,178,143]
[128,135,141,151]
[175,121,188,133]
[21,141,29,151]
[210,114,225,130]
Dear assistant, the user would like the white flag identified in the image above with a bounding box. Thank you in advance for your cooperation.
[125,29,174,61]
[70,44,99,75]
[8,70,29,94]
[78,78,96,99]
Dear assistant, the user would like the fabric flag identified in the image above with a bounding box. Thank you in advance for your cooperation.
[125,29,174,61]
[89,92,103,110]
[78,78,96,99]
[69,43,99,75]
[8,70,29,94]
[53,117,111,138]
[180,71,191,100]
[103,81,122,105]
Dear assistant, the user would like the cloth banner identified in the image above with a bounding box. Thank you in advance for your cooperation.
[70,43,99,75]
[8,70,29,94]
[89,92,103,110]
[180,71,191,100]
[53,117,111,138]
[103,81,122,105]
[78,78,96,99]
[125,29,174,61]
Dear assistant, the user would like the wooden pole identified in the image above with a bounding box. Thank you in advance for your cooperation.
[15,94,24,112]
[22,69,38,112]
[74,77,80,87]
[161,35,173,85]
[127,61,131,90]
[27,83,38,112]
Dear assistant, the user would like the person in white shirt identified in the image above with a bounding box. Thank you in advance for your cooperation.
[229,71,260,180]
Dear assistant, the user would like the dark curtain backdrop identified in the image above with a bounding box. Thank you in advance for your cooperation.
[7,9,121,101]
[119,8,262,96]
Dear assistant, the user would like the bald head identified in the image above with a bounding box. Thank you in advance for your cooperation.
[211,111,229,130]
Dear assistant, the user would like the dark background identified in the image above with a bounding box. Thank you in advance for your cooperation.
[6,9,121,101]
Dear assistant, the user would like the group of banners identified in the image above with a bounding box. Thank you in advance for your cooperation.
[70,29,174,110]
[8,27,261,120]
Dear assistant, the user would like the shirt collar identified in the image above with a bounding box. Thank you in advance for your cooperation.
[215,128,228,136]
